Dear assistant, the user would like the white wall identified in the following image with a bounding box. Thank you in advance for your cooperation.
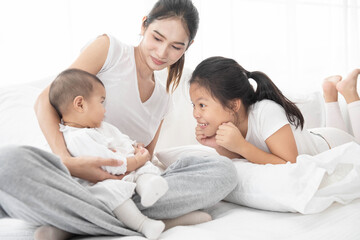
[0,0,359,94]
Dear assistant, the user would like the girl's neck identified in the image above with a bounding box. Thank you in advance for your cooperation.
[235,109,249,138]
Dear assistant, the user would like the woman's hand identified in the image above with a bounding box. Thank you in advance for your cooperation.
[63,155,125,183]
[195,126,218,148]
[215,122,245,155]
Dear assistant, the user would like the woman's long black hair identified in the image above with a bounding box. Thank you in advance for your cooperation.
[189,56,304,129]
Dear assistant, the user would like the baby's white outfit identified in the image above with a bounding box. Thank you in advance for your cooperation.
[60,121,161,211]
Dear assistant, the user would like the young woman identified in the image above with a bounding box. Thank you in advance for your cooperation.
[189,56,357,164]
[0,1,238,239]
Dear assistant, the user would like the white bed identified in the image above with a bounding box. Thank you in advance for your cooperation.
[1,69,360,240]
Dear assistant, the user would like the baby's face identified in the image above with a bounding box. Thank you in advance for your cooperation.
[85,83,106,128]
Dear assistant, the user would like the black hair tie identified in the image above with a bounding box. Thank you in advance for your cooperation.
[246,71,252,79]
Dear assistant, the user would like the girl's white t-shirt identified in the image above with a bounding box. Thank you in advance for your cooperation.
[246,100,321,156]
[93,35,171,146]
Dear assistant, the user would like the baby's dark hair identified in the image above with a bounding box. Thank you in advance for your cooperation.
[189,56,304,129]
[49,68,104,118]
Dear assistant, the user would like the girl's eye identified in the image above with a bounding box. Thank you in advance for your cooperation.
[199,103,205,108]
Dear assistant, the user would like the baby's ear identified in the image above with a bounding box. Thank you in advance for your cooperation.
[73,96,85,112]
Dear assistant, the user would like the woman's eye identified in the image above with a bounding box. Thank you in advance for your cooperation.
[172,45,181,50]
[154,36,161,41]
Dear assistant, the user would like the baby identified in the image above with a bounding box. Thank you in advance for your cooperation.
[48,68,168,239]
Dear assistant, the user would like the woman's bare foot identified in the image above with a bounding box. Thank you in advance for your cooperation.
[34,225,73,240]
[336,69,360,104]
[322,75,342,102]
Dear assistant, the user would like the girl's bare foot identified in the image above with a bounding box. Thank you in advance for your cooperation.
[322,75,342,102]
[336,69,360,104]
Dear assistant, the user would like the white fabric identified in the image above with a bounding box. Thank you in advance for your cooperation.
[94,34,171,146]
[60,122,135,175]
[348,100,360,142]
[246,100,319,155]
[60,121,161,210]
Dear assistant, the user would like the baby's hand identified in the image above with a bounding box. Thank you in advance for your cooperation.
[135,147,151,163]
[134,142,146,154]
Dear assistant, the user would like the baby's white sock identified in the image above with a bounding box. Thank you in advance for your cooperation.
[136,174,169,207]
[113,199,164,239]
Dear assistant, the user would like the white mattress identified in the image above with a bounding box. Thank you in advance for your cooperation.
[1,199,360,240]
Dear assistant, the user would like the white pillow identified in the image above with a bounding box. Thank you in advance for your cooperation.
[286,91,326,129]
[154,144,218,168]
[0,85,50,151]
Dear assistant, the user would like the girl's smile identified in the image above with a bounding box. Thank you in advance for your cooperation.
[190,83,235,137]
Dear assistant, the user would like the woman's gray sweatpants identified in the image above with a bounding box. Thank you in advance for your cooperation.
[0,145,238,236]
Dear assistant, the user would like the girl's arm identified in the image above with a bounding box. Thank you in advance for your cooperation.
[216,123,297,164]
[34,35,113,182]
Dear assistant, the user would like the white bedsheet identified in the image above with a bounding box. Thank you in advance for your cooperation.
[1,198,360,240]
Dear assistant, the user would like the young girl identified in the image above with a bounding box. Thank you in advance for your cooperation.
[189,56,357,164]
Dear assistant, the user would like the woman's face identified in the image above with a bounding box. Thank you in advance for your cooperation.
[139,17,190,71]
[190,83,235,137]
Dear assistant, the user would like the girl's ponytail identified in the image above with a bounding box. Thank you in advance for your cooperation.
[249,71,304,129]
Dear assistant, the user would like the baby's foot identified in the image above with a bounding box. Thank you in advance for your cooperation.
[139,217,165,240]
[322,75,341,102]
[336,69,360,103]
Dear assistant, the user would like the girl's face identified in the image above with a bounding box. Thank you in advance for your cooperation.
[190,83,235,137]
[84,82,106,128]
[139,17,190,71]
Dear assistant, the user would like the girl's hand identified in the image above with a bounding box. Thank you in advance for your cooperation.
[63,155,125,183]
[195,126,218,148]
[215,122,245,154]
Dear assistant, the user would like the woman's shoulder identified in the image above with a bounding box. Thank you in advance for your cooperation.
[98,34,134,74]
